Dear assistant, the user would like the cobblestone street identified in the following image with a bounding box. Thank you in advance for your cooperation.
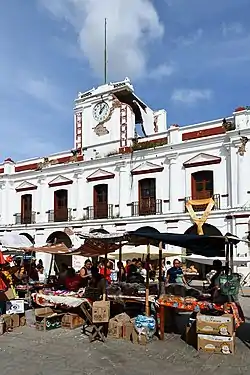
[0,296,249,375]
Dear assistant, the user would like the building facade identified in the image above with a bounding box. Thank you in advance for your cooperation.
[0,79,250,274]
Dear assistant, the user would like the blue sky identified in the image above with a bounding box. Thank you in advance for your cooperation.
[1,0,250,161]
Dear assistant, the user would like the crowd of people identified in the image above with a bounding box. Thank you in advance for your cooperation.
[8,255,234,305]
[12,258,46,284]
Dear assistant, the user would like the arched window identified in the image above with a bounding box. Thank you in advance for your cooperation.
[191,171,214,200]
[94,184,108,219]
[54,189,68,222]
[138,178,156,215]
[21,194,32,224]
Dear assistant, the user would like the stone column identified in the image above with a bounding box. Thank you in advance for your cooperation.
[222,143,232,209]
[168,154,181,212]
[37,176,47,223]
[0,181,7,225]
[73,170,83,220]
[115,161,127,217]
[233,140,249,207]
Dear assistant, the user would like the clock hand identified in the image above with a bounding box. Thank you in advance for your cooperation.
[99,104,105,115]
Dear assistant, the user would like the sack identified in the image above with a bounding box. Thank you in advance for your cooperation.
[219,273,240,297]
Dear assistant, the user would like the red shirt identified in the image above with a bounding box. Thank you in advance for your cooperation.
[99,267,111,283]
[65,275,81,291]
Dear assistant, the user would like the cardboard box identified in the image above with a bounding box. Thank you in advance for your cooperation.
[6,299,25,315]
[11,314,20,328]
[92,301,110,323]
[132,328,150,345]
[108,318,123,339]
[198,334,235,355]
[2,314,20,330]
[62,313,84,330]
[25,309,36,327]
[20,315,26,327]
[2,314,12,331]
[196,313,234,336]
[123,322,134,341]
[35,307,64,331]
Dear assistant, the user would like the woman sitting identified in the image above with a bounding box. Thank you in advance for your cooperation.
[65,267,81,292]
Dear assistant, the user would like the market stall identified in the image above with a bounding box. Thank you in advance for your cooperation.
[127,230,245,352]
[0,228,247,351]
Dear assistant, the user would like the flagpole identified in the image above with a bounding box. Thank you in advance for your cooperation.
[104,18,107,84]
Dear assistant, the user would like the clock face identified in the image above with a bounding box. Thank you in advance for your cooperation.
[93,101,110,122]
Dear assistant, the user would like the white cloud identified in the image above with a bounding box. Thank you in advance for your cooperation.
[171,89,212,105]
[148,63,175,80]
[222,22,243,37]
[176,29,203,46]
[39,0,164,80]
[20,76,65,111]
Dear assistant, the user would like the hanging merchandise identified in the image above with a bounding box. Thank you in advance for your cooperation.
[219,272,241,297]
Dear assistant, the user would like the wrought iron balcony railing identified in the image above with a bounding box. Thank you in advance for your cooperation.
[131,199,162,216]
[14,212,36,225]
[48,208,72,222]
[86,204,114,220]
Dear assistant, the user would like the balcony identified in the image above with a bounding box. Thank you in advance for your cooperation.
[184,194,221,212]
[48,208,72,222]
[14,212,36,225]
[86,204,114,220]
[131,199,163,216]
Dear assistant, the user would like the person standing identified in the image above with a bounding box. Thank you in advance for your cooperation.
[166,259,186,285]
[79,259,92,287]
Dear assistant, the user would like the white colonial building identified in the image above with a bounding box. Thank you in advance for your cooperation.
[0,78,250,274]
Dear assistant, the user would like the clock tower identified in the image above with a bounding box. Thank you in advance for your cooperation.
[73,78,167,160]
[73,78,135,160]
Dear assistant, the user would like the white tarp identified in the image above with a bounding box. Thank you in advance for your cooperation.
[0,232,33,249]
[109,244,181,261]
[185,254,250,266]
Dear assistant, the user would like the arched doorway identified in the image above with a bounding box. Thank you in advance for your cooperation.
[46,231,73,271]
[184,223,222,237]
[184,223,223,277]
[20,232,35,245]
[89,228,110,265]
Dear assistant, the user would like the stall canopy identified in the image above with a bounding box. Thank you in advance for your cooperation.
[127,231,237,257]
[185,254,250,266]
[75,232,124,257]
[0,232,34,249]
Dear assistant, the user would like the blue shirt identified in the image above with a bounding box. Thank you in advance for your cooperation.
[167,267,183,283]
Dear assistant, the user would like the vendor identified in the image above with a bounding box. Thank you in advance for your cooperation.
[37,265,46,283]
[79,259,92,287]
[166,259,187,285]
[117,261,126,282]
[139,262,147,282]
[58,263,69,286]
[89,266,106,295]
[208,260,228,303]
[28,262,39,282]
[99,261,112,284]
[65,267,81,291]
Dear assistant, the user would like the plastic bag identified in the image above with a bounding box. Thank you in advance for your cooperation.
[134,315,156,338]
[219,273,240,297]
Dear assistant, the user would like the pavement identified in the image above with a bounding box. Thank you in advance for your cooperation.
[0,297,250,375]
